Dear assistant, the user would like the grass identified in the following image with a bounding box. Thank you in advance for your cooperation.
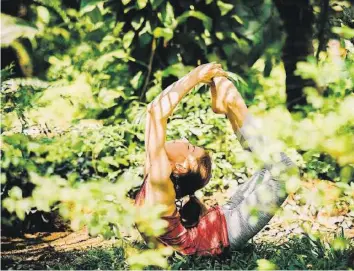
[47,247,128,270]
[169,236,353,270]
[44,234,353,270]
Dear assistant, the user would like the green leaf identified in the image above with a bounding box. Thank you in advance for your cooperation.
[150,0,164,10]
[3,198,16,213]
[130,71,143,89]
[116,157,129,166]
[137,0,148,9]
[257,259,278,270]
[331,237,349,250]
[80,0,105,13]
[226,71,247,86]
[158,2,175,27]
[153,27,173,42]
[102,156,119,167]
[9,186,23,200]
[123,31,135,49]
[161,63,194,78]
[332,26,354,39]
[146,85,161,102]
[139,32,152,46]
[95,50,127,71]
[131,16,144,30]
[37,6,50,24]
[0,173,7,184]
[217,1,233,16]
[1,13,38,47]
[98,89,123,107]
[232,15,243,25]
[85,6,103,24]
[176,11,212,31]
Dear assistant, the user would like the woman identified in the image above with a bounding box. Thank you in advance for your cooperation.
[135,63,298,256]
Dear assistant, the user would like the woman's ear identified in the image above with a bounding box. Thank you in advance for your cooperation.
[175,162,188,174]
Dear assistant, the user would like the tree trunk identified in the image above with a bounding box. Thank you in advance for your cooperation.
[274,0,316,111]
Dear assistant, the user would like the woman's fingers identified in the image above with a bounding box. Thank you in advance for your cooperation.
[210,68,227,79]
[196,63,227,84]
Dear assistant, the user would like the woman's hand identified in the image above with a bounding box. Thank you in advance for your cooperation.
[210,77,248,127]
[210,77,239,114]
[189,63,228,85]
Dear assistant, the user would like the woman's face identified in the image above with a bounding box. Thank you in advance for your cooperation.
[165,139,205,171]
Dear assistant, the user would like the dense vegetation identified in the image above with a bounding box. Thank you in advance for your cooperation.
[1,0,353,269]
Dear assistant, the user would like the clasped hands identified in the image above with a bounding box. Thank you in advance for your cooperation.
[190,63,248,127]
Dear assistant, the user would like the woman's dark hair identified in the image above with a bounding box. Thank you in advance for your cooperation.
[170,152,212,228]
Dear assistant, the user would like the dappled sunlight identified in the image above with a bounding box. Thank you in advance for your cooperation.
[1,0,354,270]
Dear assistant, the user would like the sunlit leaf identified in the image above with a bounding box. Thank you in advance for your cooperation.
[158,2,175,27]
[257,259,278,270]
[8,186,23,200]
[217,1,234,16]
[332,26,354,39]
[137,0,148,9]
[37,6,50,24]
[130,71,143,89]
[176,11,212,31]
[1,13,38,47]
[153,27,173,42]
[123,31,135,49]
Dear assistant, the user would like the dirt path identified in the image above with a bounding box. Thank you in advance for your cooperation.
[1,228,117,270]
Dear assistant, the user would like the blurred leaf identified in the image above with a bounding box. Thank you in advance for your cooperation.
[217,1,234,16]
[332,26,354,39]
[123,31,135,49]
[8,186,23,200]
[37,6,50,24]
[137,0,148,9]
[1,13,38,47]
[130,71,143,89]
[150,0,164,10]
[161,63,194,78]
[232,14,244,25]
[227,71,247,86]
[85,6,103,24]
[131,15,144,30]
[153,27,173,42]
[257,259,278,270]
[11,40,33,76]
[176,11,212,31]
[158,2,175,27]
[146,85,161,102]
[80,0,105,13]
[95,50,127,71]
[331,237,349,250]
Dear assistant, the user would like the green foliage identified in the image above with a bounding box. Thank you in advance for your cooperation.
[1,0,354,269]
[0,13,38,47]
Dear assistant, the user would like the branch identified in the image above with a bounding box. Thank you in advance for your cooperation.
[140,38,156,101]
[316,0,330,60]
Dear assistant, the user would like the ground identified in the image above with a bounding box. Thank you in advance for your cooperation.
[1,180,354,270]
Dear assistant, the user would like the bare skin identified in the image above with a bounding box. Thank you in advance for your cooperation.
[210,77,249,129]
[143,63,228,218]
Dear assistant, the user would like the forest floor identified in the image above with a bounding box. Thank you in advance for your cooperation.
[1,179,354,270]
